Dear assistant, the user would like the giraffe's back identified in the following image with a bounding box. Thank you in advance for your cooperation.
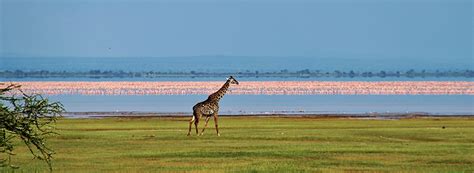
[193,99,219,115]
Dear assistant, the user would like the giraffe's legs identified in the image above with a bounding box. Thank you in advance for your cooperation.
[213,114,220,136]
[200,116,211,136]
[187,115,195,136]
[194,118,199,135]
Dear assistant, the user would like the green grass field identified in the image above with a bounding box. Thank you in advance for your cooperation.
[2,117,473,172]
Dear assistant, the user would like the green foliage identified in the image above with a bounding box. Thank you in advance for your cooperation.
[0,83,64,170]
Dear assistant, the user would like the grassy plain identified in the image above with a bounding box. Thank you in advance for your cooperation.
[2,116,473,172]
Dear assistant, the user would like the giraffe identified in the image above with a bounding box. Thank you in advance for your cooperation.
[187,76,239,136]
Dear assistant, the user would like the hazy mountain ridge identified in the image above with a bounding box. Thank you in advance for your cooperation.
[1,69,473,79]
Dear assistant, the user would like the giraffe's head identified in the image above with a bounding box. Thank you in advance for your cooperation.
[227,76,239,85]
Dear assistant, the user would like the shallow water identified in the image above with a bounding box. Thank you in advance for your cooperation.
[47,95,474,115]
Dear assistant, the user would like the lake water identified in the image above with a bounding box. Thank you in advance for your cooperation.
[47,95,474,115]
[2,56,472,72]
[2,57,473,115]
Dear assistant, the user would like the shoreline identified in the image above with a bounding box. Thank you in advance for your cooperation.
[63,111,474,119]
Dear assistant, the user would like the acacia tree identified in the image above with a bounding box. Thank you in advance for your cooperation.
[0,83,64,170]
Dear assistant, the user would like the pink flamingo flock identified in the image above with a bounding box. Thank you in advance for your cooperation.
[10,81,474,95]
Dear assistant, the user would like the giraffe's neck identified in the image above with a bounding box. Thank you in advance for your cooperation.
[208,80,230,102]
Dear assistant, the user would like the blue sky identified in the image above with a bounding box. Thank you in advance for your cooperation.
[0,0,472,63]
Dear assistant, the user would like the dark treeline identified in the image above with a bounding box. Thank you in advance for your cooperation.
[1,69,473,78]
